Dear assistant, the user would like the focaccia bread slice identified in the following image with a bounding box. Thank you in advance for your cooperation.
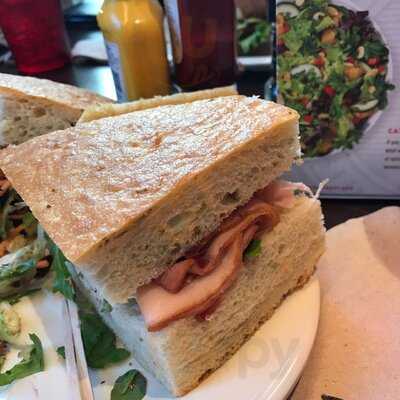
[78,85,237,123]
[0,96,300,303]
[74,196,325,396]
[0,72,113,145]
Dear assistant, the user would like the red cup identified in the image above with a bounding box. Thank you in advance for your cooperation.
[0,0,71,74]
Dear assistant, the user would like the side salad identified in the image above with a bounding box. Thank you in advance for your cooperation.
[0,174,145,397]
[277,0,395,157]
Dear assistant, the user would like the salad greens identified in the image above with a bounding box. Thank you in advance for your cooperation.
[277,0,395,156]
[111,369,147,400]
[0,191,16,241]
[3,288,41,306]
[78,295,130,369]
[0,184,51,302]
[0,175,131,387]
[48,239,75,301]
[0,238,47,298]
[56,346,65,359]
[237,18,271,54]
[0,334,44,386]
[101,298,113,313]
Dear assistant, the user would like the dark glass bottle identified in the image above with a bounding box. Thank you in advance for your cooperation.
[165,0,237,90]
[265,0,277,101]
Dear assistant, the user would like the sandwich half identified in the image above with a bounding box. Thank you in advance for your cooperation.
[0,72,113,146]
[0,95,325,395]
[78,85,238,123]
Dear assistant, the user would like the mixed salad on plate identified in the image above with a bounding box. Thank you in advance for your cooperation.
[277,0,395,157]
[0,174,143,397]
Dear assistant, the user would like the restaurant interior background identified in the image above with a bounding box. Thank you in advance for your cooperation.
[0,0,397,224]
[0,0,389,229]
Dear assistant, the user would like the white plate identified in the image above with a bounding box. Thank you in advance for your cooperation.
[0,277,320,400]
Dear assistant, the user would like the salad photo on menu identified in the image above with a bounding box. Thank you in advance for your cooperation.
[277,0,395,157]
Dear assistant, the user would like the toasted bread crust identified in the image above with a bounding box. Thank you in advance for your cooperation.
[0,96,298,263]
[74,197,325,396]
[0,73,113,112]
[78,85,237,123]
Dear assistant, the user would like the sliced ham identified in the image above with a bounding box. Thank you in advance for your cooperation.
[158,201,279,293]
[136,180,307,332]
[195,224,258,323]
[156,259,196,294]
[137,203,279,331]
[137,234,244,332]
[256,180,312,209]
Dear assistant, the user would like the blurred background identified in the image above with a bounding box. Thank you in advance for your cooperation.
[0,0,272,101]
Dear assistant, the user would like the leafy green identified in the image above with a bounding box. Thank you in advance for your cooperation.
[341,26,361,54]
[0,260,36,283]
[333,128,362,150]
[244,239,262,259]
[4,288,41,305]
[0,334,44,386]
[21,212,38,237]
[278,52,311,72]
[0,347,6,371]
[373,75,395,109]
[78,296,129,369]
[321,395,344,400]
[325,47,344,63]
[111,369,147,400]
[330,92,346,119]
[0,190,16,240]
[363,40,389,60]
[282,20,312,53]
[101,299,113,313]
[337,115,352,139]
[309,0,329,10]
[315,16,334,32]
[0,239,47,299]
[48,241,75,301]
[238,18,271,54]
[56,346,65,359]
[21,212,35,228]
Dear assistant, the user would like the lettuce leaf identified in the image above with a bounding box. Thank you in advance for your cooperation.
[244,239,262,259]
[282,20,312,53]
[315,16,334,32]
[0,334,44,386]
[78,296,130,369]
[49,241,75,301]
[111,369,147,400]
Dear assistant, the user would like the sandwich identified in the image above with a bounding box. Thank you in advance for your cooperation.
[0,72,113,146]
[0,95,325,396]
[78,85,238,123]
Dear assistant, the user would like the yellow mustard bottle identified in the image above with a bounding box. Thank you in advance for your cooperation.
[98,0,171,101]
